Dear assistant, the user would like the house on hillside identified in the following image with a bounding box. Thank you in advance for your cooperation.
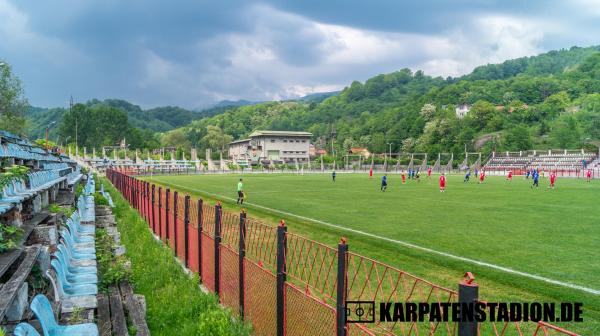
[455,104,471,118]
[228,130,312,165]
[349,147,371,158]
[315,149,328,156]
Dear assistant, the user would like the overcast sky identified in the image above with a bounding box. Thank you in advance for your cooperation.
[1,0,598,109]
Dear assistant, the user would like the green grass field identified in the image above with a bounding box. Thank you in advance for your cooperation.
[141,172,600,333]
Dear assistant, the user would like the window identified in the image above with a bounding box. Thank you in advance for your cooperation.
[301,140,306,143]
[296,140,300,143]
[283,139,287,143]
[271,139,275,143]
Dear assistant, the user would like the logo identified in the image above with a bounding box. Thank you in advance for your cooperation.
[345,301,375,323]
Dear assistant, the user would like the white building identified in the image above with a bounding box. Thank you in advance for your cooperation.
[229,130,312,165]
[455,104,471,118]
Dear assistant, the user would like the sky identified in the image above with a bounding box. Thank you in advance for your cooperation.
[1,0,599,109]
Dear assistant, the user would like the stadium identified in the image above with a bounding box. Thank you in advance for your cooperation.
[2,1,600,335]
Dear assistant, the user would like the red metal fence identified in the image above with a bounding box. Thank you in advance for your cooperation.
[106,169,580,336]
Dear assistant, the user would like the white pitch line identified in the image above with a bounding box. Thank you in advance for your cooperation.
[153,180,600,296]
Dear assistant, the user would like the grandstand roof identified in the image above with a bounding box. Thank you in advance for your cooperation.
[248,130,312,137]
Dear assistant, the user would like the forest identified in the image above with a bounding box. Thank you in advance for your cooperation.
[2,45,600,161]
[163,45,600,161]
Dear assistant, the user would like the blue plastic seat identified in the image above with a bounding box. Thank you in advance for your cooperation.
[53,249,97,275]
[30,294,99,336]
[50,260,98,297]
[56,245,96,268]
[51,257,97,285]
[13,322,41,336]
[59,231,96,258]
[64,221,95,244]
[71,211,96,234]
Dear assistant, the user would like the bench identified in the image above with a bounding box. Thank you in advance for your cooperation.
[0,245,40,321]
[98,282,149,336]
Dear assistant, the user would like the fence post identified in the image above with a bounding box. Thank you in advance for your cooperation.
[145,182,150,223]
[336,238,348,336]
[214,203,222,297]
[276,220,287,336]
[173,191,179,253]
[151,185,156,234]
[147,182,151,224]
[458,272,478,336]
[197,199,203,281]
[158,187,163,240]
[238,210,247,319]
[184,195,190,268]
[165,188,170,243]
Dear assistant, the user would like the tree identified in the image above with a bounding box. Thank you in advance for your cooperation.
[419,103,436,121]
[551,115,581,148]
[342,138,355,153]
[161,129,190,149]
[504,125,532,150]
[468,100,497,130]
[201,126,233,152]
[402,137,415,152]
[0,61,27,134]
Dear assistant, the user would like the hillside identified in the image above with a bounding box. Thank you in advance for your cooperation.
[24,99,228,140]
[165,45,600,161]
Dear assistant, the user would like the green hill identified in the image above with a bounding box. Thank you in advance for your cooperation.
[166,45,600,161]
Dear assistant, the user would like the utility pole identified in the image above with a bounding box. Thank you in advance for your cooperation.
[71,96,78,157]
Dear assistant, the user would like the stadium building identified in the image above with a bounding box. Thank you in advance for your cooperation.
[228,130,312,165]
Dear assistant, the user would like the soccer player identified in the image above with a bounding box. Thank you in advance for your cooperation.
[586,169,592,182]
[427,167,432,179]
[236,178,245,204]
[401,171,406,184]
[531,170,539,188]
[478,170,485,184]
[526,169,531,179]
[439,173,446,192]
[415,171,421,182]
[332,170,336,182]
[464,169,471,182]
[548,171,556,189]
[381,174,388,192]
[507,170,513,181]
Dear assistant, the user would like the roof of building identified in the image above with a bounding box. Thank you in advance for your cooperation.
[229,138,251,145]
[248,130,312,137]
[350,147,369,153]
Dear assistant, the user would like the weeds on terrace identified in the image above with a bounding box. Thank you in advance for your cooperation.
[95,228,131,291]
[48,203,75,217]
[0,223,23,253]
[102,178,252,336]
[94,192,109,206]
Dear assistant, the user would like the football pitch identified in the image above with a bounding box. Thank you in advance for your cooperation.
[142,172,600,332]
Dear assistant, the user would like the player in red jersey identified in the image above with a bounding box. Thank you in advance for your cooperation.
[586,169,592,182]
[479,170,485,184]
[427,167,432,179]
[548,171,556,189]
[506,170,513,181]
[401,171,406,184]
[439,173,446,192]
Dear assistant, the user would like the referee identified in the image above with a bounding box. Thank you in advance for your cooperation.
[237,178,245,204]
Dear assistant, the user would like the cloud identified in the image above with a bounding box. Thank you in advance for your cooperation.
[0,0,597,109]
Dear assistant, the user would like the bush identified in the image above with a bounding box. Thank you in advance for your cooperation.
[96,228,131,290]
[94,192,109,206]
[0,223,23,253]
[48,203,75,217]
